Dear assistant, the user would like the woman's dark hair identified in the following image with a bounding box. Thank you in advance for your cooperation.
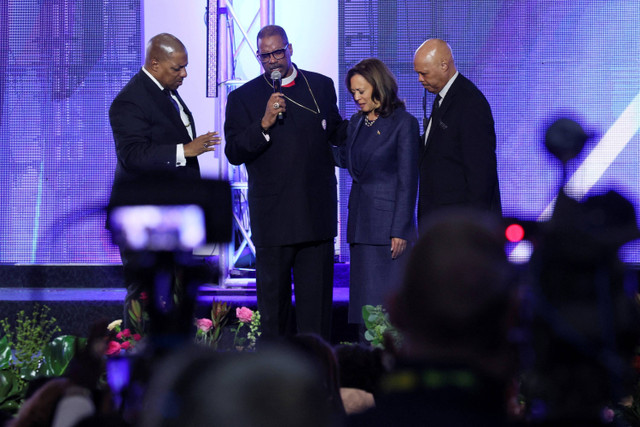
[346,58,404,117]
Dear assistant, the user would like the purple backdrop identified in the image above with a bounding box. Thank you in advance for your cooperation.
[1,1,639,265]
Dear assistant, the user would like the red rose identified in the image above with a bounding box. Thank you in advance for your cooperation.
[105,341,122,356]
[133,334,142,341]
[121,329,131,338]
[139,292,148,301]
[116,332,123,340]
[121,341,131,350]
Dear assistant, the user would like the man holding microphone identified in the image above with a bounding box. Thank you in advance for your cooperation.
[224,25,346,340]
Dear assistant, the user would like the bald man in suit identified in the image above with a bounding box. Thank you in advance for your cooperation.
[414,39,501,228]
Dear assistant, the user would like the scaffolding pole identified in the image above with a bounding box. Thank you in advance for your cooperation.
[215,0,274,288]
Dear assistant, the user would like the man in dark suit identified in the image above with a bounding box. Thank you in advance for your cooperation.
[224,25,346,340]
[414,39,501,228]
[109,33,220,326]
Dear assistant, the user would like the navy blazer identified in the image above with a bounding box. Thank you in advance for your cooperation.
[335,107,420,245]
[224,67,346,247]
[109,70,198,205]
[418,73,502,220]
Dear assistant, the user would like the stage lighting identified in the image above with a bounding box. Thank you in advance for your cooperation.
[505,223,525,243]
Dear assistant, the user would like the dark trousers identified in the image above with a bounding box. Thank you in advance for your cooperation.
[255,239,334,341]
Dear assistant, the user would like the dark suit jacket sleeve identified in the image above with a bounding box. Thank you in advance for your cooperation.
[391,113,420,240]
[109,96,179,172]
[332,113,359,168]
[325,80,349,147]
[332,143,346,168]
[458,93,498,209]
[224,86,273,166]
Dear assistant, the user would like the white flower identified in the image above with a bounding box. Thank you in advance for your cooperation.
[107,319,123,331]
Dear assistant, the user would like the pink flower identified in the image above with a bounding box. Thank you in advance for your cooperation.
[196,318,213,332]
[121,341,131,350]
[105,341,122,356]
[236,307,253,323]
[116,332,123,339]
[121,329,131,338]
[133,334,142,341]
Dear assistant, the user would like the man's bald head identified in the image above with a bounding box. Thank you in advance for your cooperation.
[145,33,187,67]
[413,38,456,94]
[144,33,189,91]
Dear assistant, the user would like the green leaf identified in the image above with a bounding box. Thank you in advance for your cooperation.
[130,299,142,320]
[0,336,11,369]
[20,364,40,381]
[0,369,23,400]
[0,368,25,414]
[37,335,85,377]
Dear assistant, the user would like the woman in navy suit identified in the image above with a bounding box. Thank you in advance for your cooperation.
[335,58,420,324]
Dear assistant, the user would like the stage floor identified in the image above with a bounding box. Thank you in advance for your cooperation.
[0,263,356,343]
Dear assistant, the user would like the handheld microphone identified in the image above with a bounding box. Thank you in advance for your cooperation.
[271,70,283,120]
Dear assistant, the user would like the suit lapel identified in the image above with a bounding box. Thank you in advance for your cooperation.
[140,72,192,140]
[350,112,394,177]
[420,76,462,161]
[174,90,196,138]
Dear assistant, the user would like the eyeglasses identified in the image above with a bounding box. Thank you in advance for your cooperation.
[256,44,289,63]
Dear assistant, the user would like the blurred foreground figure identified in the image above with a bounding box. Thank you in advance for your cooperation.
[517,117,640,425]
[349,210,518,426]
[139,345,334,427]
[521,189,640,426]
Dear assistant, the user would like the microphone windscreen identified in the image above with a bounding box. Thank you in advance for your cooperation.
[270,70,282,81]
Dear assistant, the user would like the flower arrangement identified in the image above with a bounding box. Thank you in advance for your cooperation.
[0,305,82,414]
[194,303,260,351]
[232,307,261,351]
[194,300,231,349]
[105,319,142,356]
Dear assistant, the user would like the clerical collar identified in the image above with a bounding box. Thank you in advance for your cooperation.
[262,66,320,115]
[282,67,297,87]
[142,67,167,92]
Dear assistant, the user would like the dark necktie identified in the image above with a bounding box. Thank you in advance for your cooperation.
[431,94,442,121]
[424,94,442,147]
[163,88,180,113]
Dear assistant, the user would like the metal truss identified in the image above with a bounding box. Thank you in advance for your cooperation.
[214,0,274,287]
